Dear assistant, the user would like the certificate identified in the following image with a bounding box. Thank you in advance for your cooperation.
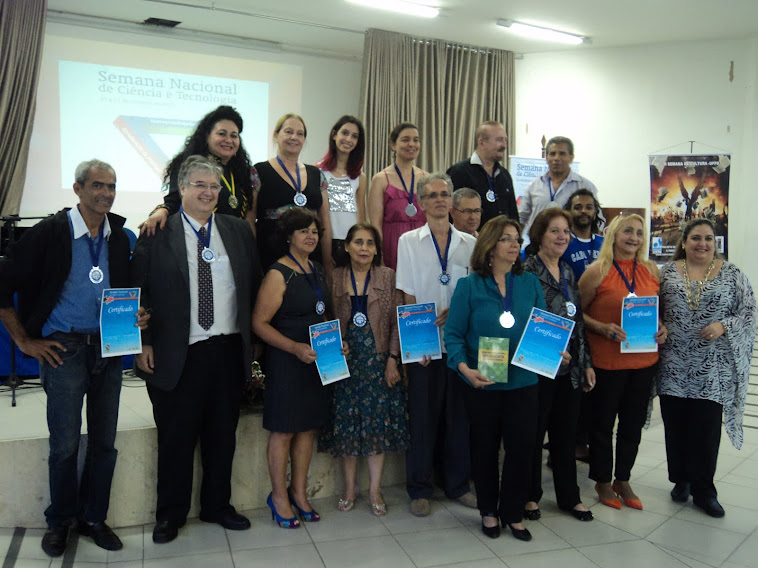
[478,336,509,383]
[396,303,442,364]
[99,288,142,357]
[309,319,350,385]
[620,296,659,353]
[512,307,575,379]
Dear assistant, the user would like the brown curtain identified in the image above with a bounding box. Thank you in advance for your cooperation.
[360,28,514,177]
[0,0,47,217]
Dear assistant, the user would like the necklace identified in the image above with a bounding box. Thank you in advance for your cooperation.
[682,258,716,310]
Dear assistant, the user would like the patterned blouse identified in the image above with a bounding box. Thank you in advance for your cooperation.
[523,255,593,389]
[659,261,756,449]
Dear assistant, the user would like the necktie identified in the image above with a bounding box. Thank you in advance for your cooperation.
[197,227,214,330]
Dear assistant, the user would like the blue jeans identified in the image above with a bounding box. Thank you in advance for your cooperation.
[40,332,122,526]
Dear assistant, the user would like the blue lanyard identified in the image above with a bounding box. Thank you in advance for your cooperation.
[181,209,212,249]
[287,253,323,303]
[430,229,452,275]
[613,259,637,295]
[486,171,496,196]
[277,156,302,194]
[548,178,556,201]
[349,265,371,315]
[393,163,415,205]
[86,222,105,268]
[492,271,514,313]
[536,254,571,302]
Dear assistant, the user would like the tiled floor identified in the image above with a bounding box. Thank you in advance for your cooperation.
[1,408,757,568]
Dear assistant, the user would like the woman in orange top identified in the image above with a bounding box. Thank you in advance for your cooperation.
[578,214,667,510]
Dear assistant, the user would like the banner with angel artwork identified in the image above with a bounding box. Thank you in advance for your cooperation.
[648,154,730,263]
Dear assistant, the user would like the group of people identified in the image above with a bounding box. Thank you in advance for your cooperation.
[0,105,754,558]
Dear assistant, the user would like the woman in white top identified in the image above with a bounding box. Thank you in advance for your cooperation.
[316,116,367,271]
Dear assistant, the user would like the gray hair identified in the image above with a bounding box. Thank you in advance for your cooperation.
[546,136,574,156]
[417,172,453,198]
[452,187,481,208]
[74,159,116,185]
[178,155,223,187]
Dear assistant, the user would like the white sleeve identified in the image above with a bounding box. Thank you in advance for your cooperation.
[394,234,414,296]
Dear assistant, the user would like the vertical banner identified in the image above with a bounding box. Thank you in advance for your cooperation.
[649,154,730,263]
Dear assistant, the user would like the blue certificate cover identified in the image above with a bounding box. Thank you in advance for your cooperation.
[512,307,575,379]
[620,296,659,353]
[397,303,442,364]
[99,288,142,357]
[309,319,350,385]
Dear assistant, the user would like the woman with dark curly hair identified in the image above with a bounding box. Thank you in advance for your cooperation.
[140,105,258,235]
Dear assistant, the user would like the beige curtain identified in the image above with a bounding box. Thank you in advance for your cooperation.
[360,29,514,177]
[0,0,47,217]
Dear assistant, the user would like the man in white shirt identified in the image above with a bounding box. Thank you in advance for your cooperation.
[519,136,599,238]
[396,172,477,517]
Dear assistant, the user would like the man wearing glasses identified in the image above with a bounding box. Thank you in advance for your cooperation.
[396,173,478,517]
[451,187,482,237]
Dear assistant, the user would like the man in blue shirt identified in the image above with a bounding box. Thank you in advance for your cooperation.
[561,188,604,280]
[0,160,143,557]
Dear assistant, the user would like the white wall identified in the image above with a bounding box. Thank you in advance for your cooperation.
[515,39,758,284]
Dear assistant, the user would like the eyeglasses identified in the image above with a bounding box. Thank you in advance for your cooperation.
[455,208,482,215]
[421,191,452,200]
[188,181,222,192]
[498,236,524,245]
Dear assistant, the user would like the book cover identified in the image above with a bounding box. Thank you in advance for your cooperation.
[620,295,659,353]
[478,336,509,383]
[309,319,350,385]
[512,307,575,379]
[396,303,442,364]
[99,288,142,357]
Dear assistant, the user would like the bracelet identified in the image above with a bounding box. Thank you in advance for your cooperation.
[150,204,169,216]
[389,354,401,363]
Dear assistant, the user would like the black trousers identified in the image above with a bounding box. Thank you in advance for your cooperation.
[462,382,538,524]
[406,357,471,500]
[660,394,722,499]
[529,373,582,510]
[589,365,655,483]
[147,335,244,523]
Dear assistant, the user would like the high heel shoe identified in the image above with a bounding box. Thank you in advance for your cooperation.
[505,523,532,541]
[481,517,500,539]
[612,482,643,510]
[595,483,622,510]
[267,493,300,529]
[288,489,321,522]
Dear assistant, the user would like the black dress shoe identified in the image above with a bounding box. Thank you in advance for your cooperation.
[506,523,532,541]
[152,520,182,544]
[670,482,691,503]
[77,521,123,551]
[481,520,501,539]
[693,497,725,518]
[41,525,69,557]
[570,509,594,522]
[200,510,251,531]
[523,508,541,521]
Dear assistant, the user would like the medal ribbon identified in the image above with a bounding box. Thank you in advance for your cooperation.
[181,208,213,251]
[548,178,556,201]
[486,171,496,198]
[612,259,637,295]
[349,265,371,317]
[492,271,515,314]
[536,254,571,302]
[393,163,415,206]
[221,171,236,200]
[86,221,105,270]
[430,229,452,277]
[276,156,302,195]
[287,253,323,305]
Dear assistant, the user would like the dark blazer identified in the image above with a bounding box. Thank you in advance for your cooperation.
[130,213,262,391]
[447,157,518,225]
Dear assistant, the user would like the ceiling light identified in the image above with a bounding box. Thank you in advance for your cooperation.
[496,19,587,45]
[347,0,439,19]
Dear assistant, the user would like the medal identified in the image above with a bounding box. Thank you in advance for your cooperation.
[277,156,307,208]
[486,190,496,203]
[499,311,515,328]
[201,247,216,263]
[566,301,577,317]
[439,272,451,285]
[485,170,497,203]
[288,253,325,315]
[352,312,367,327]
[394,163,417,218]
[89,266,103,284]
[430,229,452,288]
[294,192,308,207]
[228,194,239,209]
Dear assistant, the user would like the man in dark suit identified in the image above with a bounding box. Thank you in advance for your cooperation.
[131,155,262,544]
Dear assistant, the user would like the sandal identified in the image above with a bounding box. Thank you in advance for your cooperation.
[338,497,355,512]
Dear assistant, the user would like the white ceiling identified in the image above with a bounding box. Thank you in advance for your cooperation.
[49,0,758,59]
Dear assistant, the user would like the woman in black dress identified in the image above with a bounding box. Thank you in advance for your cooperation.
[253,113,332,270]
[252,208,345,529]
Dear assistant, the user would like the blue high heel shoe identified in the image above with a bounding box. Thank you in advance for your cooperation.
[288,489,320,522]
[267,493,300,529]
